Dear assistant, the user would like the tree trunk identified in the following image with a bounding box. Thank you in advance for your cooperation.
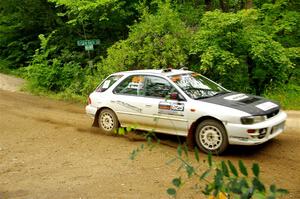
[245,0,253,9]
[219,0,227,12]
[205,0,212,11]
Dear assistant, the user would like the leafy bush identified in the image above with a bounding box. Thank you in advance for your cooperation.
[2,0,299,108]
[0,0,59,69]
[101,1,190,70]
[264,83,300,110]
[26,34,86,93]
[190,9,294,95]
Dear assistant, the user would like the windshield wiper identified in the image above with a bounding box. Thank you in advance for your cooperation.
[194,91,229,100]
[194,96,210,100]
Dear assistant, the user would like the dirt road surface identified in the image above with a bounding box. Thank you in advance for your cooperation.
[0,73,299,198]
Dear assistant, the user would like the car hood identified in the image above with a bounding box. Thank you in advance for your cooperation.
[200,92,280,116]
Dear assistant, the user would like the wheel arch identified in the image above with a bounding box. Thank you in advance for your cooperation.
[187,116,226,148]
[92,107,117,127]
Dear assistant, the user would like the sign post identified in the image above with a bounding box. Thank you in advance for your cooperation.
[77,39,100,71]
[77,39,100,51]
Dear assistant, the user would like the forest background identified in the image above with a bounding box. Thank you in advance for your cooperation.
[0,0,299,109]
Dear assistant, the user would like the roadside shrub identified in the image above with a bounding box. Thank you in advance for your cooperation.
[264,83,300,110]
[101,1,190,70]
[190,9,294,95]
[26,34,86,93]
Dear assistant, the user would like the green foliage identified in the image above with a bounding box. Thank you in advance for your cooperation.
[128,132,289,198]
[125,113,288,198]
[174,1,205,27]
[47,0,139,60]
[260,1,300,48]
[190,9,295,95]
[129,135,158,160]
[1,0,299,108]
[101,1,190,70]
[264,83,300,110]
[165,145,288,198]
[0,0,59,69]
[26,34,86,93]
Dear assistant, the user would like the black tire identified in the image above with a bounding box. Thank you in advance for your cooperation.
[195,119,228,155]
[98,109,119,134]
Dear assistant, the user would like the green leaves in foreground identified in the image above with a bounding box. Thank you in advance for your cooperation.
[172,177,182,188]
[167,177,182,197]
[252,163,260,177]
[228,160,238,177]
[131,143,288,198]
[167,146,288,198]
[167,188,176,196]
[238,160,248,177]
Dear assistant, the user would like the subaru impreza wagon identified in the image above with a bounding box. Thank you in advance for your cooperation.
[86,68,286,154]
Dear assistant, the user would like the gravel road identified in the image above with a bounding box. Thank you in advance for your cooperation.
[0,73,299,198]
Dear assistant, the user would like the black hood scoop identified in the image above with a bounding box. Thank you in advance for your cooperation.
[239,96,261,104]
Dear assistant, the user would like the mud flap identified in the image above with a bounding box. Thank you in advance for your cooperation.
[186,124,196,150]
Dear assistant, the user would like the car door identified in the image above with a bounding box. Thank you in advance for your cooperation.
[112,75,157,129]
[142,75,189,136]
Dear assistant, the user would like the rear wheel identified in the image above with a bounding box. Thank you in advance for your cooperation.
[195,119,228,155]
[98,109,119,134]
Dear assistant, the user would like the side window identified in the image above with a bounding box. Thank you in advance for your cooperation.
[96,75,123,92]
[114,75,145,96]
[144,76,174,98]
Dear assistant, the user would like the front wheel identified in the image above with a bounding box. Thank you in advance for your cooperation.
[195,119,228,155]
[98,109,119,134]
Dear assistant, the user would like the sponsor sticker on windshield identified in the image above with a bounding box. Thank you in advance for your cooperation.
[131,76,144,83]
[171,76,181,82]
[256,102,278,111]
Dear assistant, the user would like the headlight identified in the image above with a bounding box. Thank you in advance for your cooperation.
[241,115,266,124]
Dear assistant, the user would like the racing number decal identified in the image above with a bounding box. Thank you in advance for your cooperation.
[171,103,184,111]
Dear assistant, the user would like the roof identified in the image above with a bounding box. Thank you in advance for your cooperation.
[113,69,192,77]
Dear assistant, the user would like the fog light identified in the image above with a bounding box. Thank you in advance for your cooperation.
[259,128,267,134]
[258,128,267,139]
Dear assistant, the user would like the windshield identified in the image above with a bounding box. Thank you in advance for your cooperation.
[170,73,227,99]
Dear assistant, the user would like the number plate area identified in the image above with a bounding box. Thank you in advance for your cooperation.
[271,122,285,135]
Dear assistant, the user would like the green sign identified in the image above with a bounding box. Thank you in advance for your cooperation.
[85,44,94,51]
[77,39,100,51]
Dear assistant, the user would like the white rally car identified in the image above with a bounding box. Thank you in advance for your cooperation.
[86,69,287,154]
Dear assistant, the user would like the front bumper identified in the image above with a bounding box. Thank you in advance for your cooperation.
[225,111,287,145]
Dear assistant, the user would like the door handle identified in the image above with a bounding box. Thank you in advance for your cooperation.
[145,104,152,107]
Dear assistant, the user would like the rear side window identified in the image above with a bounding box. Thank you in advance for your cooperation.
[95,75,123,92]
[113,75,145,96]
[114,75,181,99]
